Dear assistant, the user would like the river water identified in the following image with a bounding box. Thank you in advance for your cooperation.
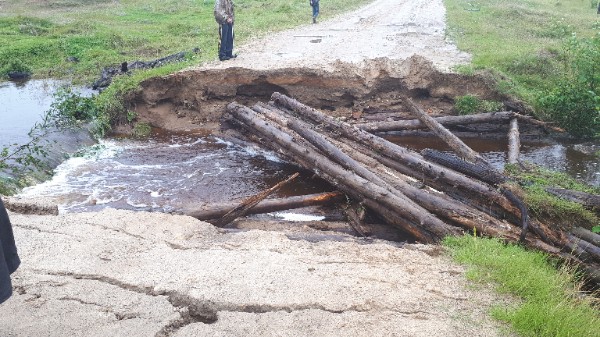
[2,80,599,215]
[0,80,62,146]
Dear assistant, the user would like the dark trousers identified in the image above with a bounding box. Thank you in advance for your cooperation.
[0,198,20,304]
[218,23,234,60]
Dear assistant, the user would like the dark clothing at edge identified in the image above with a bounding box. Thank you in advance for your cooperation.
[0,197,20,304]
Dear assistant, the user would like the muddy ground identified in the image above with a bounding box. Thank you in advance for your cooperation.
[0,1,520,336]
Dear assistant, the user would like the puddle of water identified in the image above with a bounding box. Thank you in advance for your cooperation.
[386,135,600,186]
[0,79,95,148]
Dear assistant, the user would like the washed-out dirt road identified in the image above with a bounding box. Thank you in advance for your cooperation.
[0,1,515,336]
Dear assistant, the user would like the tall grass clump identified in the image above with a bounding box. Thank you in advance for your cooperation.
[444,235,600,337]
[444,0,600,138]
[536,33,600,138]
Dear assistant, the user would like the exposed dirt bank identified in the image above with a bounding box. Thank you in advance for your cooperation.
[124,0,514,135]
[129,56,509,133]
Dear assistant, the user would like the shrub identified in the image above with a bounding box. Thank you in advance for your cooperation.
[454,94,504,115]
[536,34,600,138]
[0,58,31,78]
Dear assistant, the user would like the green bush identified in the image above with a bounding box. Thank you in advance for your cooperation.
[48,88,99,125]
[537,34,600,138]
[132,122,151,138]
[454,94,504,115]
[0,58,32,77]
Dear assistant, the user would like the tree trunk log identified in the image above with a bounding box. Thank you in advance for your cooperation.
[356,111,516,132]
[571,227,600,246]
[211,172,300,227]
[508,118,520,164]
[403,96,488,166]
[546,188,600,209]
[187,192,343,221]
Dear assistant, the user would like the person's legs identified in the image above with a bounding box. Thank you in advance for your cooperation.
[312,4,319,23]
[225,23,234,58]
[219,23,234,60]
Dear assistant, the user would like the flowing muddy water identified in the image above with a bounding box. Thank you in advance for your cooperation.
[2,80,599,216]
[17,130,332,215]
[16,130,599,215]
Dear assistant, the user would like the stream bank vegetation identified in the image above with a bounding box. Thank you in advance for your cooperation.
[445,0,600,138]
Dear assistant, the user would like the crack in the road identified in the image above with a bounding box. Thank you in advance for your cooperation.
[35,270,391,336]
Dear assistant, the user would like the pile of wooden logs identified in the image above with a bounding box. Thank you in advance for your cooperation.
[223,92,600,285]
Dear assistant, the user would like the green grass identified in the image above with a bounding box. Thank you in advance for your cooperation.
[444,0,600,106]
[444,235,600,337]
[504,165,600,231]
[0,0,373,83]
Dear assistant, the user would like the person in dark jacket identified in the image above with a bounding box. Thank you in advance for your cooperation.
[0,197,20,305]
[310,0,320,24]
[214,0,236,61]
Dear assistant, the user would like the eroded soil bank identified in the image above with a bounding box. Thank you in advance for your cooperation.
[125,56,513,134]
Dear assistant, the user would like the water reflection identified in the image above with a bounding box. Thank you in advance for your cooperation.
[0,79,94,147]
[386,135,600,186]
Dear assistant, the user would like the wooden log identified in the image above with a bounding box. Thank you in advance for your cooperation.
[186,192,344,221]
[508,118,520,164]
[211,172,300,227]
[403,96,488,166]
[227,102,437,242]
[567,234,600,263]
[421,149,507,185]
[546,188,600,209]
[355,111,516,132]
[571,227,600,246]
[269,93,523,224]
[356,111,563,133]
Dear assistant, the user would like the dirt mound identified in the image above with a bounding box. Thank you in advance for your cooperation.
[127,56,507,134]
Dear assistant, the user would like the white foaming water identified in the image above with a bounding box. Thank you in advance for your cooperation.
[16,135,307,213]
[272,212,326,222]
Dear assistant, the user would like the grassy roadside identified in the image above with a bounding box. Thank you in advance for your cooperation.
[445,3,600,333]
[444,235,600,337]
[444,0,600,137]
[0,0,373,83]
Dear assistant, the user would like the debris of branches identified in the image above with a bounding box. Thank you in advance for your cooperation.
[224,92,600,285]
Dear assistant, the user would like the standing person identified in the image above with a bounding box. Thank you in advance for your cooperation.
[0,197,20,305]
[214,0,236,61]
[310,0,320,24]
